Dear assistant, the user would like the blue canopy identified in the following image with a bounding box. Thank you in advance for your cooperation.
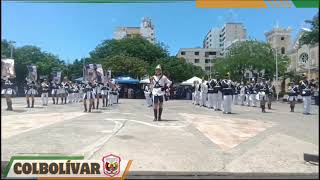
[114,76,139,84]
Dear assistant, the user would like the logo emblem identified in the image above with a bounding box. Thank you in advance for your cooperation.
[102,154,121,177]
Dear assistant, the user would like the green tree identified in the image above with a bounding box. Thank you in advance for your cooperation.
[100,54,149,79]
[90,36,168,64]
[213,40,289,82]
[300,12,319,45]
[1,39,13,58]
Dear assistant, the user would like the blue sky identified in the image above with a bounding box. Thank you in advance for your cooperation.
[2,2,318,62]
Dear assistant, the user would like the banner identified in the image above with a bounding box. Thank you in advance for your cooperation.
[27,65,37,81]
[1,58,15,79]
[95,64,104,83]
[85,64,97,82]
[52,71,62,83]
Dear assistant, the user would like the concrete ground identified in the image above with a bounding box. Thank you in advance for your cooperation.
[1,97,319,177]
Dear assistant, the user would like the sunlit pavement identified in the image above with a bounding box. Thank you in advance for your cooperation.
[1,97,319,174]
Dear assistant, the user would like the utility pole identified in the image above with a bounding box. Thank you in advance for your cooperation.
[9,41,15,59]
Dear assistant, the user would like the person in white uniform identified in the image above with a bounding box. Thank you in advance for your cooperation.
[150,65,172,121]
[287,81,299,112]
[212,75,222,111]
[299,74,312,115]
[206,79,215,109]
[25,78,37,108]
[200,79,208,107]
[40,78,49,106]
[239,82,246,106]
[83,82,95,112]
[144,84,153,107]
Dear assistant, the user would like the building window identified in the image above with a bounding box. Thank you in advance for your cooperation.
[194,59,200,63]
[299,53,308,64]
[205,59,211,63]
[245,73,249,78]
[281,37,285,40]
[281,47,285,54]
[194,52,199,55]
[208,51,216,55]
[181,51,185,55]
[205,66,211,71]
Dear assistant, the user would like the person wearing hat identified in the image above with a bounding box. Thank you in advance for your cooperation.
[287,81,299,112]
[233,81,240,105]
[221,72,233,114]
[83,81,95,112]
[212,74,222,111]
[266,80,275,109]
[200,77,208,107]
[257,77,269,113]
[1,77,15,111]
[249,78,258,107]
[194,80,201,106]
[40,78,49,106]
[150,65,172,121]
[239,81,246,106]
[50,79,59,104]
[24,78,37,108]
[207,78,215,109]
[299,73,312,115]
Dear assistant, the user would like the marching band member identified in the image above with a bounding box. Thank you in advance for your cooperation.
[67,81,74,103]
[144,84,153,107]
[200,78,208,107]
[51,80,59,104]
[150,65,172,121]
[212,75,222,111]
[101,82,108,107]
[40,78,49,106]
[94,81,103,109]
[245,82,251,106]
[250,79,258,107]
[73,83,80,103]
[233,81,240,105]
[299,74,312,115]
[287,81,299,112]
[25,78,37,108]
[59,78,67,104]
[221,73,233,114]
[257,77,268,113]
[239,82,246,106]
[2,77,15,111]
[267,80,275,109]
[83,81,95,112]
[206,78,215,109]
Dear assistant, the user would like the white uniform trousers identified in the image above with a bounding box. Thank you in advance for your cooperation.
[246,94,251,106]
[41,92,49,105]
[233,94,239,105]
[207,93,214,108]
[303,96,311,114]
[195,92,200,105]
[200,92,207,107]
[223,95,232,113]
[250,94,257,107]
[240,94,245,105]
[213,93,222,110]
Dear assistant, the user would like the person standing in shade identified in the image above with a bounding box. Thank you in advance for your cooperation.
[250,79,258,107]
[1,77,15,111]
[299,74,312,115]
[287,81,299,112]
[40,78,49,106]
[150,65,172,121]
[233,81,240,105]
[194,80,201,106]
[221,73,233,114]
[266,80,275,109]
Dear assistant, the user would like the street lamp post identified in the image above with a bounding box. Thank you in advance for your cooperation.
[272,47,279,101]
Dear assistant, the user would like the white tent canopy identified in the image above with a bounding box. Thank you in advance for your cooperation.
[181,76,202,86]
[140,77,150,84]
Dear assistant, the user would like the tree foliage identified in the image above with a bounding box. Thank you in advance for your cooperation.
[90,36,168,64]
[300,12,319,45]
[213,40,289,82]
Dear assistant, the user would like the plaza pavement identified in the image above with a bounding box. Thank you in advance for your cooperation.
[1,97,319,177]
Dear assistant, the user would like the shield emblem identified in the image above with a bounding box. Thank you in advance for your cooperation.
[102,154,121,177]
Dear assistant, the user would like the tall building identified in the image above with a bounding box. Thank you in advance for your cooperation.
[220,23,247,54]
[203,23,247,56]
[265,27,292,55]
[176,48,222,74]
[203,28,221,49]
[114,17,155,44]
